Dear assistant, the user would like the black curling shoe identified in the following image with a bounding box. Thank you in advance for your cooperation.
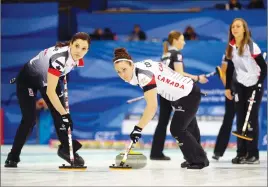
[5,152,20,168]
[57,145,85,166]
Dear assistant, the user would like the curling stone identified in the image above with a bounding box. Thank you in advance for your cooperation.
[115,150,147,169]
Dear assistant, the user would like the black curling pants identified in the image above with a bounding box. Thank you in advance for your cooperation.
[150,95,200,157]
[170,84,208,164]
[10,68,81,158]
[213,97,236,156]
[234,83,264,159]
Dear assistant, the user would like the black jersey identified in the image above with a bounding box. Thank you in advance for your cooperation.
[161,46,183,70]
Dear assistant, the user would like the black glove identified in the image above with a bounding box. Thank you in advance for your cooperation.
[130,126,142,143]
[252,83,262,92]
[61,113,73,131]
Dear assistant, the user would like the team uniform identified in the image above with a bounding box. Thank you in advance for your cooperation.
[213,55,236,159]
[5,46,84,167]
[129,59,209,167]
[150,47,200,160]
[226,39,267,163]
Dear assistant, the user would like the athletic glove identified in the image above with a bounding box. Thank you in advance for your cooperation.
[61,113,73,131]
[252,83,262,92]
[130,126,142,143]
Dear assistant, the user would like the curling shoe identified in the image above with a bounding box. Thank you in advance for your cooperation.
[245,156,260,164]
[57,145,85,166]
[181,161,190,168]
[150,154,171,161]
[5,152,20,168]
[187,159,209,169]
[231,156,246,164]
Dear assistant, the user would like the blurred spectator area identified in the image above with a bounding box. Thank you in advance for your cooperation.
[90,28,117,40]
[1,0,104,12]
[105,0,266,12]
[2,0,266,12]
[184,26,198,41]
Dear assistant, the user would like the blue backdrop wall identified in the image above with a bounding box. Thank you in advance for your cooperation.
[1,7,267,150]
[2,41,267,150]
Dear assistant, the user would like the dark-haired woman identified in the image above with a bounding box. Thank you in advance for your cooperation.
[113,47,209,169]
[5,32,91,168]
[225,18,267,164]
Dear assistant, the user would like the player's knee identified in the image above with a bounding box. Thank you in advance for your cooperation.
[170,126,183,138]
[170,121,187,133]
[23,116,37,127]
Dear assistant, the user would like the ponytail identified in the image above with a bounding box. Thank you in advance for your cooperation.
[163,41,169,55]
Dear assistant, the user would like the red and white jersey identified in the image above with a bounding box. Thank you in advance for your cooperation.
[129,59,194,101]
[25,46,84,87]
[229,39,261,86]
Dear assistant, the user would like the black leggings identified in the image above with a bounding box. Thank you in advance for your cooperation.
[150,95,200,157]
[234,83,264,158]
[213,97,236,156]
[10,69,81,156]
[170,85,207,164]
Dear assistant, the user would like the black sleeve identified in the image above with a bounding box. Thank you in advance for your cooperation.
[141,76,157,93]
[254,54,267,84]
[136,68,157,92]
[173,51,183,64]
[143,84,157,92]
[225,59,234,89]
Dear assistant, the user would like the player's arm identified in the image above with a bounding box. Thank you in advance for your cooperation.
[220,63,227,87]
[136,88,158,129]
[225,59,234,100]
[252,43,267,84]
[130,74,158,143]
[173,53,207,83]
[46,59,67,115]
[174,63,208,84]
[174,63,198,81]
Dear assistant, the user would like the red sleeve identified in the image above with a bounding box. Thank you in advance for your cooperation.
[48,68,61,77]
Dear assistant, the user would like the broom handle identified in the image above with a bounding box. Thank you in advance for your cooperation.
[242,90,256,132]
[119,141,134,166]
[63,75,75,166]
[239,51,264,132]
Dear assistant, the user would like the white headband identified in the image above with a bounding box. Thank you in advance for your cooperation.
[113,58,133,64]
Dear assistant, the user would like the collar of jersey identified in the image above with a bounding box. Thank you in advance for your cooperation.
[67,47,84,67]
[229,39,236,47]
[129,64,139,85]
[168,46,179,51]
[229,39,250,51]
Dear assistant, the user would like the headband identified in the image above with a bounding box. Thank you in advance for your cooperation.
[113,58,133,64]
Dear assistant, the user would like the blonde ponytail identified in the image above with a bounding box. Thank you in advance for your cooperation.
[163,41,169,55]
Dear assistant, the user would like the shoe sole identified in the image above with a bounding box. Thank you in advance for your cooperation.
[246,161,260,164]
[150,159,171,161]
[232,161,246,164]
[4,165,17,168]
[212,157,219,161]
[187,164,209,169]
